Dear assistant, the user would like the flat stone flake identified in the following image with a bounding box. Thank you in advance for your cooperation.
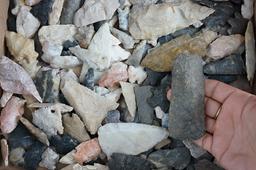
[120,82,136,119]
[60,0,81,24]
[61,79,119,134]
[169,54,205,140]
[245,21,256,84]
[129,0,214,40]
[48,0,65,25]
[98,123,169,157]
[141,30,218,72]
[74,0,120,27]
[5,31,40,78]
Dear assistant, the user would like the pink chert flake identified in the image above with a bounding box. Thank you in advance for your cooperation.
[99,62,128,88]
[0,56,42,102]
[74,138,101,165]
[0,96,26,134]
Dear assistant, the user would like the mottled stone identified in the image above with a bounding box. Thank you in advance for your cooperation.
[111,27,135,50]
[39,148,59,170]
[19,117,49,146]
[204,54,246,75]
[8,124,35,150]
[194,159,224,170]
[245,21,255,84]
[82,68,94,90]
[120,82,136,119]
[9,147,25,167]
[63,113,90,142]
[126,40,149,66]
[50,134,79,155]
[5,31,40,78]
[73,138,101,164]
[61,79,119,134]
[60,0,81,24]
[74,0,120,27]
[1,139,9,166]
[128,66,147,84]
[169,54,205,140]
[0,91,13,108]
[30,0,54,25]
[99,62,128,88]
[16,7,40,38]
[241,0,253,19]
[148,148,191,170]
[183,139,206,158]
[49,0,64,25]
[74,25,95,49]
[129,1,214,40]
[118,7,129,31]
[134,86,154,124]
[24,141,46,170]
[0,97,26,134]
[207,34,244,60]
[38,25,77,46]
[104,110,121,123]
[98,123,169,157]
[32,103,72,137]
[108,153,154,170]
[70,24,130,71]
[34,68,60,103]
[141,30,218,72]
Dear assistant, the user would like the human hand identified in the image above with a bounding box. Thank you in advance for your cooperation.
[195,80,256,170]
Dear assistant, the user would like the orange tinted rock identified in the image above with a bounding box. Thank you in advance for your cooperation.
[0,97,26,134]
[99,62,128,88]
[73,138,101,164]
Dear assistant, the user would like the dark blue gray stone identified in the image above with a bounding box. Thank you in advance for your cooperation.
[142,68,168,86]
[204,55,246,75]
[227,12,248,35]
[31,0,54,25]
[7,0,16,32]
[82,68,94,90]
[148,147,191,170]
[108,153,155,170]
[169,54,205,140]
[104,110,121,124]
[60,0,82,24]
[148,87,170,113]
[24,141,46,170]
[50,134,79,154]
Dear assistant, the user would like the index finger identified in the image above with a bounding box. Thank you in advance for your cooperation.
[205,79,236,104]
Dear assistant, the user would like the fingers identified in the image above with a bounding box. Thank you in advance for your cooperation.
[205,97,221,119]
[205,117,215,134]
[194,133,213,153]
[205,79,236,104]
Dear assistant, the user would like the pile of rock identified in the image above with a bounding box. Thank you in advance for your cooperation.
[0,0,254,169]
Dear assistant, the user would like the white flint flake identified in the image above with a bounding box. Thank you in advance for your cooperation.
[16,7,40,38]
[70,23,130,71]
[32,103,73,137]
[129,0,215,40]
[49,0,65,25]
[98,123,169,157]
[38,25,77,46]
[120,82,136,119]
[74,0,120,27]
[60,79,119,134]
[128,66,147,84]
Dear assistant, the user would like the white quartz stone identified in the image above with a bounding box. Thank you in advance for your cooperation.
[61,79,119,134]
[128,66,147,84]
[120,82,136,119]
[98,123,169,157]
[241,0,254,19]
[70,23,130,71]
[16,7,40,38]
[38,25,77,46]
[74,0,120,27]
[129,0,214,40]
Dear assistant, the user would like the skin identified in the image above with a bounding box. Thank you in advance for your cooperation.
[195,80,256,170]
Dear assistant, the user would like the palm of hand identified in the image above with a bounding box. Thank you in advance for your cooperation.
[195,80,256,170]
